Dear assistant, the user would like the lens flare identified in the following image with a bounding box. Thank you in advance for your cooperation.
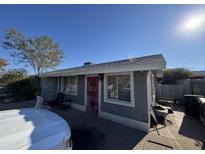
[184,16,204,30]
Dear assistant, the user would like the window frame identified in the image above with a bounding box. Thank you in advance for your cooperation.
[64,76,78,96]
[104,72,135,107]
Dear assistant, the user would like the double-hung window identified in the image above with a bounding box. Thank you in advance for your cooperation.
[104,72,134,107]
[64,76,77,95]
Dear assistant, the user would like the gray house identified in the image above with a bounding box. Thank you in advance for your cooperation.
[40,54,166,132]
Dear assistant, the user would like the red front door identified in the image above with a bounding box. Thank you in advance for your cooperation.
[87,77,99,113]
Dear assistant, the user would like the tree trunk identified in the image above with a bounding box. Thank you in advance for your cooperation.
[36,75,41,96]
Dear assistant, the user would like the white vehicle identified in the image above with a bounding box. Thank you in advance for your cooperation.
[0,108,72,150]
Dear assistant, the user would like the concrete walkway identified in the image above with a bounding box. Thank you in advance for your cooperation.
[134,111,205,150]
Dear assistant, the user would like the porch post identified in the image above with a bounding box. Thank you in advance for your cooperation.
[60,77,64,92]
[98,77,102,116]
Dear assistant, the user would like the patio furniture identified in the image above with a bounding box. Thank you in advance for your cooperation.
[49,92,71,109]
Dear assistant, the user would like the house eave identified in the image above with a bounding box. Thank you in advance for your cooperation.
[40,54,166,78]
[40,63,165,77]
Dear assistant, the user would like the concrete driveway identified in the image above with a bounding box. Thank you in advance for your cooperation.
[1,101,204,150]
[51,108,146,150]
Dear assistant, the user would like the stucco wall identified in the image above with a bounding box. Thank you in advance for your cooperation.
[101,71,149,123]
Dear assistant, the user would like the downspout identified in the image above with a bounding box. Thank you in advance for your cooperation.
[57,77,61,93]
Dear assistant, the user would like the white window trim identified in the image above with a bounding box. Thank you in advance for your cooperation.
[63,76,78,96]
[104,72,135,107]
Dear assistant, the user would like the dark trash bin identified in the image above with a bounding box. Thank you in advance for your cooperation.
[184,94,203,118]
[199,97,205,126]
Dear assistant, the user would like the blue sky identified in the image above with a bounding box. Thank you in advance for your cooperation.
[0,4,205,74]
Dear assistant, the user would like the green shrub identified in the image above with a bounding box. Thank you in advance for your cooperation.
[5,77,37,100]
[162,68,193,84]
[0,69,27,86]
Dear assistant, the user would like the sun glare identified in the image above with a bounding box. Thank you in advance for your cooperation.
[184,15,204,30]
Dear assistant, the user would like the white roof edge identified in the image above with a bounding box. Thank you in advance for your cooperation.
[40,54,166,77]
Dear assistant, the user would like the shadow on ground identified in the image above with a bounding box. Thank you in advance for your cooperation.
[70,124,146,150]
[178,115,205,149]
[51,108,146,150]
[0,100,35,111]
[71,125,105,149]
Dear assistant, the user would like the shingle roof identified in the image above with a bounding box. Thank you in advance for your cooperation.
[40,54,166,77]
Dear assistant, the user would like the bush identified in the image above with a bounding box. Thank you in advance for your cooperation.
[0,69,27,86]
[162,68,193,84]
[5,77,37,100]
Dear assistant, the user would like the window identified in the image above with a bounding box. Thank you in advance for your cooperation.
[107,76,118,99]
[64,76,77,95]
[105,72,134,107]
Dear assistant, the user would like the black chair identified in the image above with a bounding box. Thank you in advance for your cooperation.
[49,92,71,109]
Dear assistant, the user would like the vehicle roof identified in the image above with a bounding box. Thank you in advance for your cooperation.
[0,108,70,149]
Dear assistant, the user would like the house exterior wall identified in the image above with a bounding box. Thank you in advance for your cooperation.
[63,75,85,106]
[100,71,149,123]
[40,71,151,131]
[41,75,85,105]
[41,77,58,101]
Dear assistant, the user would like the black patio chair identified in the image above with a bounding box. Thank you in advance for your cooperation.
[49,92,71,109]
